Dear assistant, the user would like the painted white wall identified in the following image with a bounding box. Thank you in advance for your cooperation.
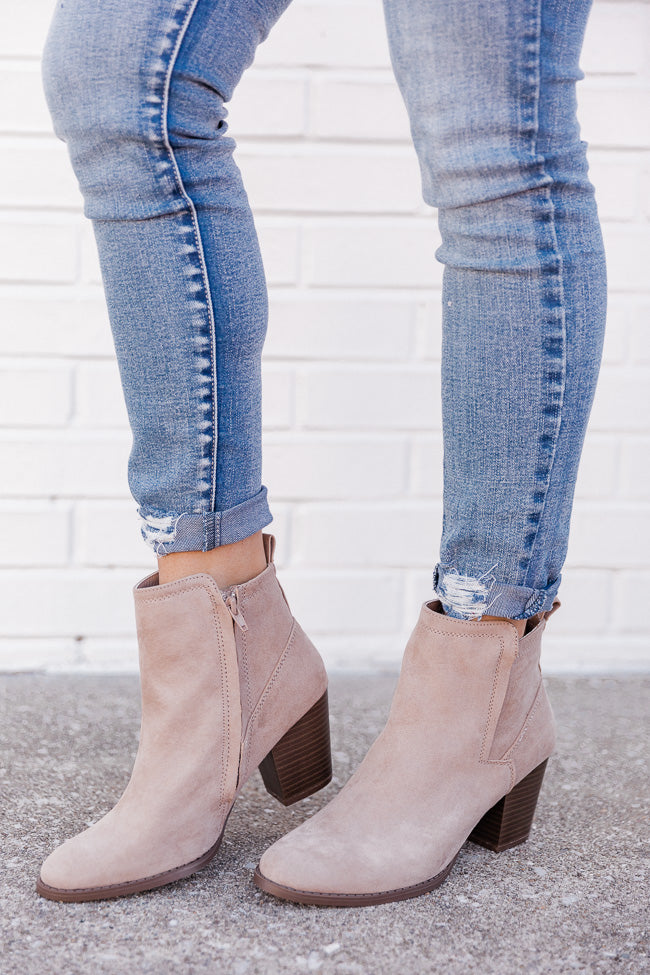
[0,0,648,673]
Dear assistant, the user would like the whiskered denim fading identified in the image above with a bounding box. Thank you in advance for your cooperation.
[41,0,606,620]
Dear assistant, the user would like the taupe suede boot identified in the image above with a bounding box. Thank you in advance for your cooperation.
[255,597,559,906]
[37,534,330,902]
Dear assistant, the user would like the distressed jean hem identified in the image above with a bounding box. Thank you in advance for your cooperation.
[433,563,561,621]
[137,485,273,555]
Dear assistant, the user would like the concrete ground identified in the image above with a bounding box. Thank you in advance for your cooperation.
[1,673,648,975]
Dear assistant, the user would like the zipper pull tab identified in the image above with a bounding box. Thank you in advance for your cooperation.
[224,587,248,631]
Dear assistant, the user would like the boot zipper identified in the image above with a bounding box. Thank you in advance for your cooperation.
[224,586,248,631]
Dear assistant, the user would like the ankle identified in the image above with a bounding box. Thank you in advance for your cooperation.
[481,614,526,637]
[157,530,268,589]
[440,606,527,638]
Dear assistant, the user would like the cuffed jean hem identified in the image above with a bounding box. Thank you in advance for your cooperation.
[137,485,273,556]
[432,563,562,621]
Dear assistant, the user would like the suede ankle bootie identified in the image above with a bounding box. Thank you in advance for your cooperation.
[37,534,331,901]
[255,597,559,906]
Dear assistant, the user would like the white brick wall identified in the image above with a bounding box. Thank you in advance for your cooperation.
[1,0,649,673]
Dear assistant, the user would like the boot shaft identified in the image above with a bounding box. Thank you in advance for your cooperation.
[391,597,559,775]
[489,602,559,764]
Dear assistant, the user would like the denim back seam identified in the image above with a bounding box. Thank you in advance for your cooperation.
[143,0,219,513]
[518,0,567,588]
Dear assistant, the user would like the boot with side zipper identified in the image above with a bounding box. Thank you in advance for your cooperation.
[37,533,331,901]
[255,597,559,906]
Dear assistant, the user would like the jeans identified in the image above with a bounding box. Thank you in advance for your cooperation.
[41,0,606,621]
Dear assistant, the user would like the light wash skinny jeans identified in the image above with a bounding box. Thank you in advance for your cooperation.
[41,0,606,621]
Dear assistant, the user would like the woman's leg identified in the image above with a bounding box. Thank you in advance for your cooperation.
[386,0,606,622]
[41,0,292,572]
[255,0,605,906]
[37,0,333,902]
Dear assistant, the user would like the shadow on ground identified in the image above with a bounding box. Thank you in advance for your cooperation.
[1,673,648,974]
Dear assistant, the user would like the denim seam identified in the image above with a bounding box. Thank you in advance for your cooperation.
[158,0,219,514]
[518,0,567,591]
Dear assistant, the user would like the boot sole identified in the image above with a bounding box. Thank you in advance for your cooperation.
[254,853,460,907]
[253,759,548,907]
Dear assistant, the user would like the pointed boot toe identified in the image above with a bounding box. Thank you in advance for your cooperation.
[255,598,559,907]
[38,825,133,899]
[38,836,83,897]
[255,804,371,900]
